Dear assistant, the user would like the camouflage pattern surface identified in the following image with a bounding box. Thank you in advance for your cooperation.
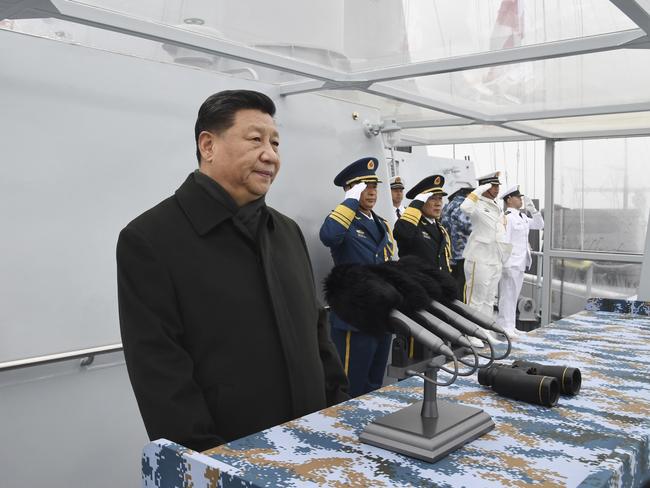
[586,297,650,316]
[142,304,650,487]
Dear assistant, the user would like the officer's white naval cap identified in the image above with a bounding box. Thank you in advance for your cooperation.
[500,185,523,200]
[476,171,501,185]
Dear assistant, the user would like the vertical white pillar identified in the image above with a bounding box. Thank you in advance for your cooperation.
[541,140,555,325]
[638,214,650,300]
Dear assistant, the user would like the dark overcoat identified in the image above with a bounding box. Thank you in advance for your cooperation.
[117,174,348,452]
[394,200,452,273]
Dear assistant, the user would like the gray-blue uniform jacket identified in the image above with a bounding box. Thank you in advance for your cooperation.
[319,197,395,331]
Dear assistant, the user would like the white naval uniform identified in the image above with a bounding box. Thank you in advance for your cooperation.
[393,205,408,220]
[496,208,544,333]
[460,184,512,317]
[391,205,408,260]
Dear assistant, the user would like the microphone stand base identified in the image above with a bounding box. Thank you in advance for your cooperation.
[359,400,494,463]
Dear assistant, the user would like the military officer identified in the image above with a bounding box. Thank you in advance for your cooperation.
[394,174,452,274]
[320,157,395,398]
[461,171,512,318]
[441,185,474,298]
[390,176,408,219]
[497,185,544,338]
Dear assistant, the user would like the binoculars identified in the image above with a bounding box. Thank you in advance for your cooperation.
[478,361,581,407]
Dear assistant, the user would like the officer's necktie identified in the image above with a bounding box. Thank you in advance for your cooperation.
[396,208,401,219]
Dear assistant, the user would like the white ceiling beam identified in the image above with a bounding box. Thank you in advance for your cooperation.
[347,30,646,83]
[610,0,650,36]
[494,101,650,122]
[366,84,492,122]
[395,117,551,139]
[391,118,475,129]
[502,122,554,139]
[277,80,329,96]
[397,134,432,146]
[367,85,553,139]
[277,80,373,96]
[400,133,539,146]
[40,0,348,82]
[554,126,650,141]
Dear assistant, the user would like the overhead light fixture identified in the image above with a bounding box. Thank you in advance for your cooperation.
[363,118,402,148]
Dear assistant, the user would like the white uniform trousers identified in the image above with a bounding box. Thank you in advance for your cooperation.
[464,259,502,318]
[496,266,525,333]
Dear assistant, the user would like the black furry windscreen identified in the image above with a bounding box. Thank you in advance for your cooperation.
[396,256,458,303]
[323,264,401,335]
[367,261,430,312]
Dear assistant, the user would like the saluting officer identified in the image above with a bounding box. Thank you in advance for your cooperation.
[497,185,544,338]
[394,174,452,273]
[441,185,474,299]
[320,157,395,398]
[461,171,512,318]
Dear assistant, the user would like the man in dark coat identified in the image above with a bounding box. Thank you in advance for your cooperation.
[117,90,348,452]
[394,174,452,274]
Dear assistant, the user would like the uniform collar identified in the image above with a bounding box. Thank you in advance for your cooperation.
[479,194,500,207]
[175,172,273,236]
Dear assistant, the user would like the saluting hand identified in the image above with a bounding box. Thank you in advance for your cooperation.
[523,195,537,213]
[414,192,430,203]
[344,182,366,202]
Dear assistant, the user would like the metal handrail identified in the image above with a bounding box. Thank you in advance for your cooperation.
[0,343,123,372]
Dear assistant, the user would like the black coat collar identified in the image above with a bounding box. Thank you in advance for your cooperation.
[175,173,274,237]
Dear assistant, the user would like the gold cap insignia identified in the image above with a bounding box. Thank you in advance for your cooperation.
[367,160,375,170]
[434,176,441,185]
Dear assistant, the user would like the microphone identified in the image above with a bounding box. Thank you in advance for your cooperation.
[427,301,490,343]
[323,264,454,359]
[390,310,454,359]
[391,257,490,342]
[446,300,506,336]
[412,310,473,349]
[395,257,506,334]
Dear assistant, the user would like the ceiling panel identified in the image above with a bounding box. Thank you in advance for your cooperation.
[378,49,650,118]
[0,17,307,84]
[63,0,637,72]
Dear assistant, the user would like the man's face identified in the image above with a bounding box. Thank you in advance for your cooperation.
[198,109,280,206]
[359,183,378,212]
[483,183,500,200]
[507,195,523,209]
[391,187,404,207]
[422,194,443,219]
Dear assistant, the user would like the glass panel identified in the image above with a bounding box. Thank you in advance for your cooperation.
[550,258,640,320]
[67,0,636,72]
[380,49,650,116]
[317,90,465,122]
[0,18,306,84]
[553,137,650,253]
[402,124,534,144]
[427,141,546,203]
[508,112,650,137]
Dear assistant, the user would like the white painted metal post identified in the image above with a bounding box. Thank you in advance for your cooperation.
[638,212,650,300]
[541,140,555,325]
